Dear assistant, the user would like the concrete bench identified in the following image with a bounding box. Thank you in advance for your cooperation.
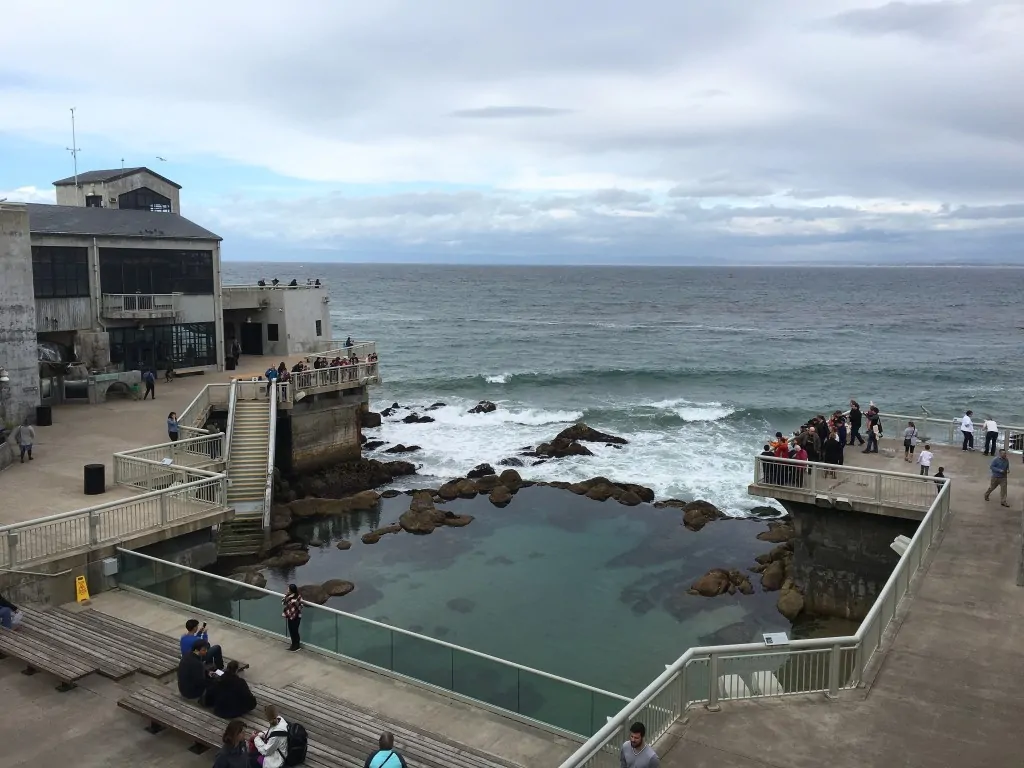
[259,682,521,768]
[0,628,98,691]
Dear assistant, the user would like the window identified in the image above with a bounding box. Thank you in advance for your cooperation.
[85,195,102,208]
[99,248,214,295]
[109,322,216,369]
[118,186,172,213]
[267,324,280,342]
[32,246,90,298]
[315,320,322,337]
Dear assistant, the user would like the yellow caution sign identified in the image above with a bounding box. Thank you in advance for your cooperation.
[75,575,91,604]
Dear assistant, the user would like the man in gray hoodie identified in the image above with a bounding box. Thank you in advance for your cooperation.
[14,420,35,463]
[620,722,659,768]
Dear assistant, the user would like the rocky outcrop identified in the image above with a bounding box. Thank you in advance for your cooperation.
[555,476,654,506]
[757,522,796,543]
[489,485,512,507]
[261,530,291,554]
[323,579,355,597]
[269,507,292,531]
[281,458,416,500]
[759,559,786,591]
[336,540,352,550]
[535,438,594,459]
[261,550,311,568]
[498,469,522,491]
[472,475,502,493]
[554,423,628,445]
[498,457,524,467]
[777,581,805,620]
[364,440,386,451]
[468,400,497,414]
[467,463,495,479]
[384,444,421,454]
[425,402,447,411]
[681,500,727,531]
[399,492,473,534]
[688,568,754,597]
[286,490,381,519]
[299,583,329,605]
[230,569,267,589]
[362,522,402,544]
[401,413,435,424]
[360,411,383,428]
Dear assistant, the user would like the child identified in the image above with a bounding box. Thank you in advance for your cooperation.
[933,467,946,494]
[917,444,933,476]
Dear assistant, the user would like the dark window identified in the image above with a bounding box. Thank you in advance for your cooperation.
[118,186,172,213]
[85,195,102,208]
[315,320,322,337]
[32,246,90,299]
[267,324,280,342]
[108,322,216,369]
[99,248,214,295]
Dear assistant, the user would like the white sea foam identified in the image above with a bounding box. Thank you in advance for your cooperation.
[485,373,511,384]
[649,398,737,422]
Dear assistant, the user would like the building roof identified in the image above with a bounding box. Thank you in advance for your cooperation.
[52,167,183,189]
[25,204,221,241]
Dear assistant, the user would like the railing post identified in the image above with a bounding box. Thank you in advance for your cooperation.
[159,492,169,525]
[706,653,720,711]
[826,643,841,699]
[7,532,19,568]
[89,511,100,545]
[874,473,882,503]
[810,462,817,495]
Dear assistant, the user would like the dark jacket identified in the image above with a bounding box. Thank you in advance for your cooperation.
[177,652,208,700]
[0,593,16,612]
[212,742,251,768]
[850,408,862,430]
[212,673,258,719]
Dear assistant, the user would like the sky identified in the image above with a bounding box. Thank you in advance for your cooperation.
[2,0,1023,265]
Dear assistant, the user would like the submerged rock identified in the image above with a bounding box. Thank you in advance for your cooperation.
[401,413,434,424]
[535,438,594,459]
[489,485,513,507]
[498,457,524,467]
[681,500,726,532]
[468,400,498,414]
[554,423,628,445]
[336,540,352,550]
[384,444,422,454]
[323,579,355,597]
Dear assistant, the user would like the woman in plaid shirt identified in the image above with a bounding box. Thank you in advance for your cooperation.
[283,584,303,651]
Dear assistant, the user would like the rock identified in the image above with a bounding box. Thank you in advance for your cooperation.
[360,411,383,428]
[468,400,497,414]
[757,522,796,543]
[384,444,421,454]
[308,537,323,547]
[585,483,619,502]
[437,481,460,501]
[489,485,513,506]
[399,492,447,534]
[231,570,267,589]
[466,463,495,479]
[760,559,786,591]
[425,402,447,411]
[362,531,382,544]
[298,584,329,605]
[361,523,401,544]
[282,542,306,551]
[455,479,478,498]
[688,568,732,597]
[442,512,474,527]
[617,490,642,506]
[380,407,397,418]
[535,438,594,459]
[777,585,805,620]
[623,484,655,503]
[262,550,310,568]
[728,568,755,595]
[269,507,292,531]
[768,543,792,562]
[359,433,367,445]
[682,500,726,532]
[498,457,524,467]
[262,530,291,554]
[288,458,416,499]
[472,475,502,493]
[531,459,548,466]
[568,483,589,495]
[754,553,773,565]
[749,562,768,574]
[554,423,628,445]
[383,460,416,477]
[401,413,435,424]
[653,499,687,509]
[749,505,783,519]
[364,440,386,450]
[380,489,402,498]
[322,579,355,597]
[498,468,522,491]
[336,540,352,550]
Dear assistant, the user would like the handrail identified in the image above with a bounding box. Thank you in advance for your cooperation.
[557,470,952,766]
[262,380,278,528]
[224,379,238,464]
[874,410,1024,452]
[760,455,947,481]
[117,547,630,703]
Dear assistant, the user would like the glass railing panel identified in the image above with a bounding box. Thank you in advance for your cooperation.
[392,631,454,690]
[452,648,519,715]
[302,605,340,654]
[337,613,393,669]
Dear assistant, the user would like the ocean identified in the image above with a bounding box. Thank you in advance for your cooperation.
[220,263,1024,696]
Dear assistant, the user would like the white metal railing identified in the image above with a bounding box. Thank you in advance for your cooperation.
[224,380,238,463]
[233,379,267,401]
[178,383,231,437]
[262,380,278,528]
[306,341,376,360]
[101,293,180,316]
[223,283,324,291]
[874,411,1024,454]
[0,473,229,569]
[558,474,952,767]
[291,362,380,393]
[113,434,225,485]
[753,456,938,510]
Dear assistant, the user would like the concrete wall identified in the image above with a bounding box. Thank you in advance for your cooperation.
[284,288,331,353]
[283,395,364,473]
[785,500,920,620]
[0,205,40,428]
[223,286,331,357]
[56,170,182,214]
[35,296,93,333]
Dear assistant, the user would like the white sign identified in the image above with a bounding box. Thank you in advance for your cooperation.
[763,632,790,647]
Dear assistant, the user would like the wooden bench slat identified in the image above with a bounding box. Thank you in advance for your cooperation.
[0,630,96,682]
[13,621,136,680]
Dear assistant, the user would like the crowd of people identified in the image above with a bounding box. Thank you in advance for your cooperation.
[255,278,322,288]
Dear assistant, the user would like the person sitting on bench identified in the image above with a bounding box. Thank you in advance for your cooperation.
[177,639,216,703]
[251,705,290,768]
[212,661,257,719]
[213,720,250,768]
[180,618,224,671]
[0,591,20,630]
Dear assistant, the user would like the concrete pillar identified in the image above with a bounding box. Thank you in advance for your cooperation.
[0,204,40,427]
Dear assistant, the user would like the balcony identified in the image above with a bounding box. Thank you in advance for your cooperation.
[102,293,181,320]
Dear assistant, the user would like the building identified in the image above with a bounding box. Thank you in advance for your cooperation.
[0,204,40,430]
[222,283,333,359]
[53,167,182,214]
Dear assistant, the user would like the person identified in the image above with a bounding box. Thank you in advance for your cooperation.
[791,442,808,488]
[212,661,257,719]
[257,279,267,287]
[0,591,19,630]
[960,409,975,451]
[864,413,881,454]
[271,278,280,287]
[917,444,934,476]
[933,466,946,494]
[180,618,225,671]
[288,278,298,287]
[264,365,279,397]
[164,364,175,383]
[283,583,303,651]
[213,720,251,768]
[903,421,919,462]
[143,368,157,400]
[231,339,242,366]
[314,278,321,287]
[822,427,842,477]
[620,721,659,768]
[345,336,354,348]
[984,449,1010,507]
[365,731,408,767]
[14,419,35,463]
[848,400,865,446]
[177,639,215,702]
[167,412,180,443]
[759,444,775,484]
[983,416,999,456]
[251,706,289,768]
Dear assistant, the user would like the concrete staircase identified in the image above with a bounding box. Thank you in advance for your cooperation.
[221,397,272,556]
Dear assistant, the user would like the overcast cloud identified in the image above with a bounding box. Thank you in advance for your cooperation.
[2,0,1023,263]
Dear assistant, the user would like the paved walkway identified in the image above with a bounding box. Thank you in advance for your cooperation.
[1,590,577,767]
[658,439,1024,768]
[0,354,307,526]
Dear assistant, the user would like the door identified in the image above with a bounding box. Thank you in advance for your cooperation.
[240,322,263,355]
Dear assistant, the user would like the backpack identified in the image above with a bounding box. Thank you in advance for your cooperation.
[271,723,307,766]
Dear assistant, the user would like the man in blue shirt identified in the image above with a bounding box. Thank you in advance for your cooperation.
[984,449,1011,507]
[264,366,278,397]
[180,619,224,671]
[364,732,408,767]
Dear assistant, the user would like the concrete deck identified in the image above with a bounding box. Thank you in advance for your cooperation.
[0,590,577,767]
[658,439,1024,768]
[0,354,308,525]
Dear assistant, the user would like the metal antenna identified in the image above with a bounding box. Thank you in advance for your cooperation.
[66,107,81,200]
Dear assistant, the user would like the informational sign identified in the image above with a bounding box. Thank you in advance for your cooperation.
[763,632,790,647]
[75,575,91,604]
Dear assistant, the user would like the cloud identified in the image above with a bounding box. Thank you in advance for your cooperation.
[0,186,56,204]
[0,0,1022,263]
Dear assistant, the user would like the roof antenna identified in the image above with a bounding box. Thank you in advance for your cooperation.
[65,107,81,199]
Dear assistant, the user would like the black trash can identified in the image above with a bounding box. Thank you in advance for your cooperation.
[36,405,52,427]
[84,463,106,495]
[225,357,236,371]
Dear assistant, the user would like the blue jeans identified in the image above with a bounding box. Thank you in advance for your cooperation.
[0,606,13,629]
[19,444,32,460]
[205,644,224,671]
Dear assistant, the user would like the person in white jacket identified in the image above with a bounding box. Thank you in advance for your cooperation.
[252,706,289,768]
[960,410,974,452]
[983,417,999,456]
